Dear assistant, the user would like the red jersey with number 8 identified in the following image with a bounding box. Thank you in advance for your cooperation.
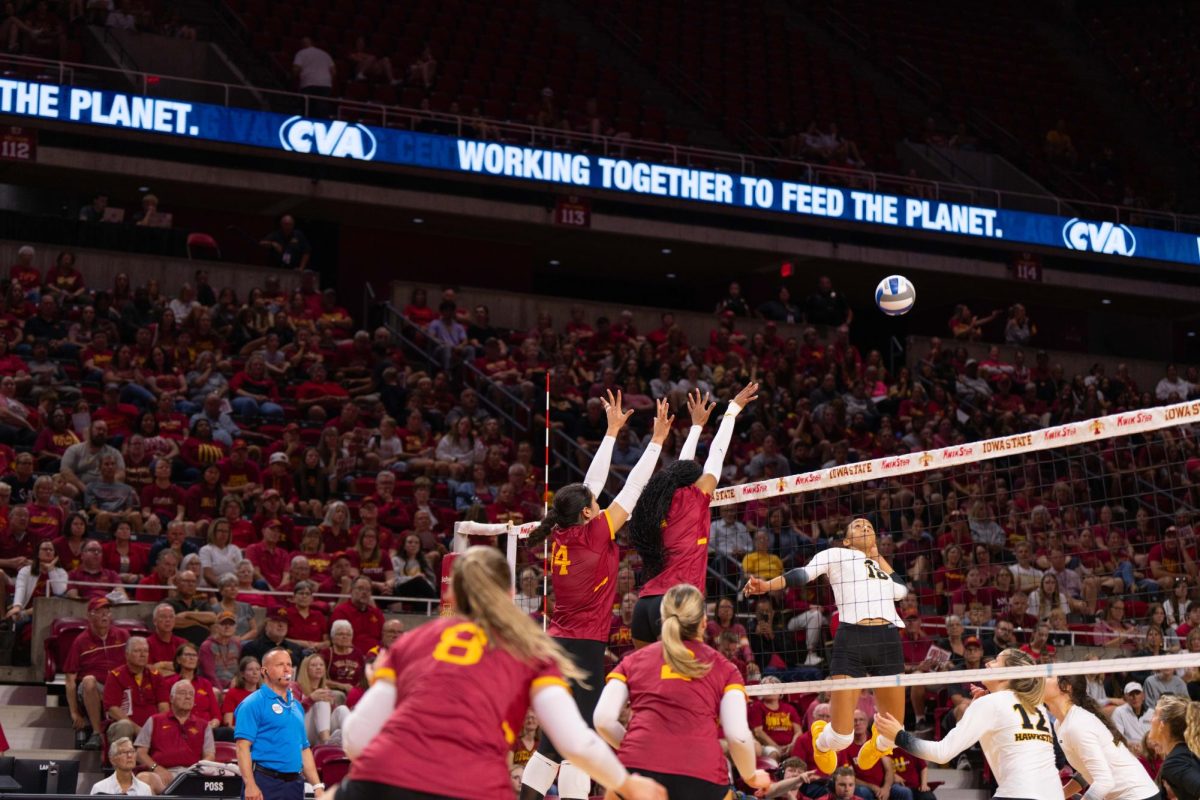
[547,511,619,641]
[349,616,567,799]
[607,640,745,785]
[639,485,711,597]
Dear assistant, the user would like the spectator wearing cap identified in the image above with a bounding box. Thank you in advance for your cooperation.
[66,596,132,750]
[198,518,242,588]
[167,570,217,647]
[65,538,122,600]
[91,736,152,795]
[1113,681,1153,754]
[245,520,291,589]
[134,679,216,794]
[199,610,242,690]
[104,637,166,744]
[330,576,384,653]
[85,453,141,533]
[219,440,262,502]
[242,609,304,666]
[261,456,296,508]
[146,604,187,674]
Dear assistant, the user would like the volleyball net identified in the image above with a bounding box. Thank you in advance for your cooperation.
[455,400,1200,707]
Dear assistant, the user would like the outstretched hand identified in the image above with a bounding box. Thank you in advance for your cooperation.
[744,575,772,596]
[873,712,904,741]
[603,389,635,436]
[687,389,717,427]
[650,398,675,445]
[732,381,760,409]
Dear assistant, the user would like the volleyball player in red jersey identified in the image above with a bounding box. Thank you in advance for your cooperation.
[334,547,666,800]
[593,583,771,799]
[628,384,758,646]
[520,394,673,800]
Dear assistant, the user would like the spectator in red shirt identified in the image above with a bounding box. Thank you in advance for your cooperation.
[66,596,131,750]
[44,249,86,304]
[133,679,216,793]
[93,383,141,440]
[244,520,291,589]
[229,355,284,422]
[281,580,328,649]
[1019,622,1057,663]
[749,677,804,759]
[219,441,262,502]
[137,550,180,604]
[319,618,366,693]
[294,361,349,422]
[330,575,384,653]
[184,464,223,528]
[147,603,188,674]
[8,245,40,298]
[104,636,167,744]
[66,540,122,601]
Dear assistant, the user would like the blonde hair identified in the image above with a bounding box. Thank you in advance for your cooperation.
[660,583,711,680]
[1156,694,1200,757]
[297,653,328,697]
[451,546,585,684]
[998,647,1044,712]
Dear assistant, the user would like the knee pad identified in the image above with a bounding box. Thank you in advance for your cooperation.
[520,751,559,794]
[556,761,592,799]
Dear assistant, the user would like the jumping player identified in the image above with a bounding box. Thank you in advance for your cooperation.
[593,582,771,800]
[628,383,758,646]
[335,547,667,800]
[1044,674,1158,800]
[744,517,906,775]
[874,649,1062,800]
[519,394,673,800]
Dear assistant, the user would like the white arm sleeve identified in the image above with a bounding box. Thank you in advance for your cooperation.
[702,401,742,480]
[340,680,396,758]
[900,692,992,763]
[592,678,629,748]
[532,684,629,791]
[679,425,702,462]
[583,435,617,498]
[719,690,758,781]
[611,442,662,516]
[11,568,29,608]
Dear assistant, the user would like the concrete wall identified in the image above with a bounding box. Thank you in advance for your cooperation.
[0,241,300,300]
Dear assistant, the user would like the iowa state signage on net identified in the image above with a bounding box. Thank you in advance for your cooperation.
[8,78,1199,268]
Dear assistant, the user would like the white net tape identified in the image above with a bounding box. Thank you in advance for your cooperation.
[743,651,1200,696]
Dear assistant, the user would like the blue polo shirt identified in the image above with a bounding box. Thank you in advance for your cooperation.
[233,683,309,773]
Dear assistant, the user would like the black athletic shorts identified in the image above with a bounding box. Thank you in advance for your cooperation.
[535,637,607,762]
[630,769,730,800]
[333,779,458,800]
[631,594,664,643]
[827,623,904,678]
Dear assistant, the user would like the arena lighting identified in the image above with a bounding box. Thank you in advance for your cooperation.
[4,77,1199,267]
[660,247,672,255]
[665,272,676,279]
[411,217,424,224]
[1188,331,1196,337]
[1101,298,1113,304]
[548,259,560,266]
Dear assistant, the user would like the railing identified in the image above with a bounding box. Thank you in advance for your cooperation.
[49,579,438,613]
[1,51,1196,233]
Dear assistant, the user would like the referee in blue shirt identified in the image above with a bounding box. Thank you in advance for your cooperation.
[235,648,324,800]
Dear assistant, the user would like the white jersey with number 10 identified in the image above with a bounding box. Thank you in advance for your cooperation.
[901,690,1061,800]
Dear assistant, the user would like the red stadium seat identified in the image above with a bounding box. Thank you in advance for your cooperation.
[214,742,239,763]
[112,619,151,639]
[43,617,87,681]
[186,232,221,260]
[319,758,351,785]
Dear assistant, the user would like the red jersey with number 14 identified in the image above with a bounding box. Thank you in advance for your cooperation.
[639,485,711,597]
[349,616,566,799]
[547,511,619,641]
[607,639,745,785]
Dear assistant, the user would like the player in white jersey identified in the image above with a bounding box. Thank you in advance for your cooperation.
[1044,674,1160,800]
[874,648,1062,800]
[745,518,907,776]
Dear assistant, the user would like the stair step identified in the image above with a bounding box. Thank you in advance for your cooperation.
[5,727,78,750]
[0,706,72,727]
[0,684,49,705]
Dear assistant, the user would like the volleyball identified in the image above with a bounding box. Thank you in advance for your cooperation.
[875,274,916,316]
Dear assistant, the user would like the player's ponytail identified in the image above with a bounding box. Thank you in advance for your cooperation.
[1156,694,1200,758]
[630,460,703,581]
[659,583,711,680]
[451,546,586,685]
[1059,674,1124,747]
[526,483,592,547]
[998,648,1045,712]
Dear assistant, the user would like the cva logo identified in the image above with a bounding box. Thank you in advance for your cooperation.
[278,116,377,160]
[1062,218,1136,256]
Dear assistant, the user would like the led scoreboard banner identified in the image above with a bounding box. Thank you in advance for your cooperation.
[8,78,1200,268]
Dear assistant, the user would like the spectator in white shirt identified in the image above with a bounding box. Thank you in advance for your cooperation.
[293,36,335,114]
[1111,681,1153,755]
[709,505,754,560]
[106,0,136,30]
[1155,364,1192,403]
[91,737,152,795]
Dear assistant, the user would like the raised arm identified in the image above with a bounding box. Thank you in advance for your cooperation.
[604,399,672,532]
[695,383,758,495]
[678,389,715,462]
[583,390,633,498]
[876,700,990,765]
